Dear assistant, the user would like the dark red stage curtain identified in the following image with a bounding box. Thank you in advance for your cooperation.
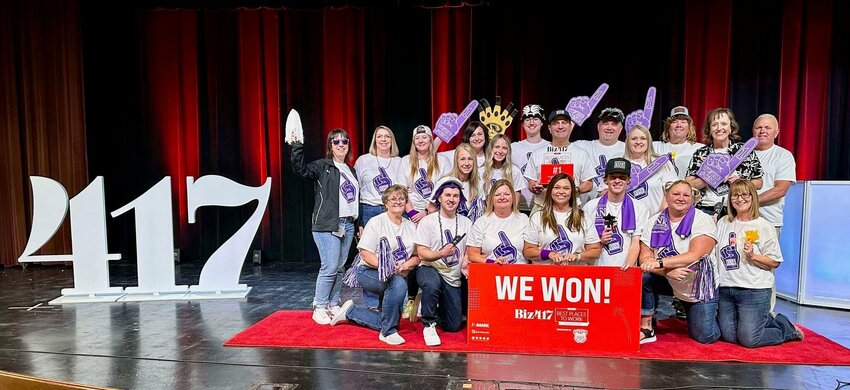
[431,7,471,152]
[139,10,201,252]
[0,0,88,267]
[321,9,366,162]
[682,0,733,138]
[778,0,832,180]
[237,9,281,253]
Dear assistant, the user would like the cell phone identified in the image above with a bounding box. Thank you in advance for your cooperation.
[451,233,467,246]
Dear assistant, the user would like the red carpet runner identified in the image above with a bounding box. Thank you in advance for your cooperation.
[225,310,850,365]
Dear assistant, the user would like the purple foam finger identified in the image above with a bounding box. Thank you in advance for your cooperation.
[696,154,732,189]
[566,83,609,126]
[643,87,656,120]
[457,99,479,127]
[433,112,459,143]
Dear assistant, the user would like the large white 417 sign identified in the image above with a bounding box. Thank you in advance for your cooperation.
[18,175,271,304]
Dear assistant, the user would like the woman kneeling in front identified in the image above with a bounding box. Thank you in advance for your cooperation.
[331,185,420,345]
[715,180,803,347]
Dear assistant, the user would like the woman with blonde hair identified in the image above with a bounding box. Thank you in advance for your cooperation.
[399,125,451,223]
[467,179,529,264]
[653,106,704,179]
[448,143,485,222]
[524,173,601,265]
[354,125,402,228]
[481,133,527,198]
[621,125,678,212]
[715,180,803,347]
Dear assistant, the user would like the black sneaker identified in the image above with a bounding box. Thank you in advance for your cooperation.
[640,328,656,344]
[673,298,687,320]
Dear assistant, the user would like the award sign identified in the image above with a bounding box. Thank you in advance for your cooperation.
[19,175,270,304]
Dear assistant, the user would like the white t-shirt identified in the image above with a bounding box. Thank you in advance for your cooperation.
[399,154,452,211]
[524,144,596,208]
[480,164,528,195]
[623,158,678,213]
[582,196,650,267]
[335,161,359,218]
[453,175,486,223]
[439,149,486,170]
[715,217,782,289]
[414,212,472,287]
[754,145,796,226]
[640,210,718,303]
[512,139,551,211]
[524,209,600,265]
[357,212,418,267]
[354,154,403,206]
[468,212,530,264]
[572,140,625,187]
[653,141,704,179]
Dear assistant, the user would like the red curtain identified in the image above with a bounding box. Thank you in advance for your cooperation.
[0,0,88,267]
[778,0,832,180]
[431,8,471,151]
[237,9,281,251]
[682,0,734,137]
[140,10,200,251]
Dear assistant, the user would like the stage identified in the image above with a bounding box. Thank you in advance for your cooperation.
[1,260,849,389]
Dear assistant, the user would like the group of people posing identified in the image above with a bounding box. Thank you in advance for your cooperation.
[290,102,802,349]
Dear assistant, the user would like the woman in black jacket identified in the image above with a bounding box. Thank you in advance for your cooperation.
[291,129,359,325]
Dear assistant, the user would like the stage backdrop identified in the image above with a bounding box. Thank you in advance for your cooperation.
[2,0,849,267]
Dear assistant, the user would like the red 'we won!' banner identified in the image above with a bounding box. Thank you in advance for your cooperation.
[467,264,642,353]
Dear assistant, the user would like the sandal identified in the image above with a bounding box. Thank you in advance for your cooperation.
[639,328,656,344]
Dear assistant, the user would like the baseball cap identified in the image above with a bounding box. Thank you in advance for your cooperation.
[598,107,625,123]
[605,158,631,177]
[548,109,571,123]
[670,106,690,118]
[412,125,432,136]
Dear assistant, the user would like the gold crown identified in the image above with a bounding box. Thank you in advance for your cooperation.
[478,96,518,138]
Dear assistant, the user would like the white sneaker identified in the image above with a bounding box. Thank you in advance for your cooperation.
[328,305,342,317]
[423,323,441,346]
[330,300,354,326]
[312,307,331,325]
[379,332,405,345]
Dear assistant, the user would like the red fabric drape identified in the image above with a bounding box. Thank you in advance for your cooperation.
[778,0,832,180]
[0,0,88,266]
[431,8,471,151]
[321,9,366,162]
[141,10,200,251]
[237,9,281,251]
[682,0,733,136]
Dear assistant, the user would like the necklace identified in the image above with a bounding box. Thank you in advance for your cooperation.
[375,154,393,169]
[437,211,459,248]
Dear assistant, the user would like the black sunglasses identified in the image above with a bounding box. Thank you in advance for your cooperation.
[332,138,350,145]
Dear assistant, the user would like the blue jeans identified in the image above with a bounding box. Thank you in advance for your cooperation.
[417,266,463,332]
[358,204,384,309]
[359,203,384,226]
[642,273,721,344]
[718,287,798,348]
[347,265,407,336]
[311,219,355,308]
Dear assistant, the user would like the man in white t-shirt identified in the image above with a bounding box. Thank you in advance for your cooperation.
[573,107,626,192]
[524,109,596,214]
[582,158,649,267]
[414,177,471,346]
[752,114,796,312]
[752,114,796,237]
[653,106,704,179]
[511,104,551,212]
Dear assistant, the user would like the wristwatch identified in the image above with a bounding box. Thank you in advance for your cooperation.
[657,258,664,269]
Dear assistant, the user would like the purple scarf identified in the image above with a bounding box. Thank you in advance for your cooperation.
[649,206,696,248]
[594,193,636,236]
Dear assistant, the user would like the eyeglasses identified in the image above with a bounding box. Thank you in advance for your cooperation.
[387,197,406,204]
[332,138,350,145]
[731,193,752,200]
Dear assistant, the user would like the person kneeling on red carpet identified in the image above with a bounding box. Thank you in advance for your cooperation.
[413,177,472,346]
[331,185,420,345]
